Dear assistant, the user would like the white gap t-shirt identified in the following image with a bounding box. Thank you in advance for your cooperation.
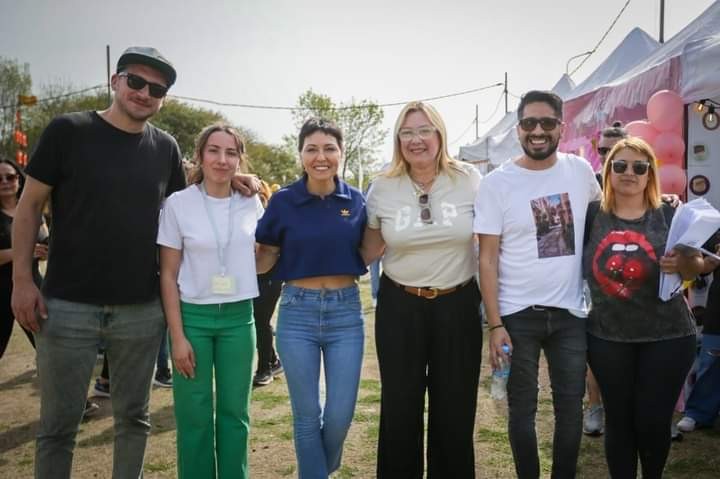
[157,185,264,304]
[473,153,601,317]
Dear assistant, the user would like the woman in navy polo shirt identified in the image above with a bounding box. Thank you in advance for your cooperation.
[255,118,366,479]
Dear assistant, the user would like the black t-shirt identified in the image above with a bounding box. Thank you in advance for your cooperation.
[583,204,695,342]
[0,211,43,291]
[26,111,185,304]
[702,231,720,335]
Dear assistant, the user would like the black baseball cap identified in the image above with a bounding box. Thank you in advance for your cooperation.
[117,46,177,87]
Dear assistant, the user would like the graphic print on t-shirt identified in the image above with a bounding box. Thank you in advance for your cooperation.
[531,193,575,258]
[591,229,657,300]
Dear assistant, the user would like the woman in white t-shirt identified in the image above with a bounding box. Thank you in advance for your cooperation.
[362,101,483,478]
[157,124,264,479]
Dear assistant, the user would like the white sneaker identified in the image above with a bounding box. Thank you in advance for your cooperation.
[676,416,696,432]
[583,405,604,436]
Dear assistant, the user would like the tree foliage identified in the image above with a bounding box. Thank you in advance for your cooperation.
[0,57,33,160]
[290,89,387,189]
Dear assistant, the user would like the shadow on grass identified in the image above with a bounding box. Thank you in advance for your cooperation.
[0,419,38,454]
[0,370,35,392]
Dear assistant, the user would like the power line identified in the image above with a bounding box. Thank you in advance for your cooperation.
[570,0,632,76]
[478,90,506,124]
[171,81,504,111]
[449,117,477,146]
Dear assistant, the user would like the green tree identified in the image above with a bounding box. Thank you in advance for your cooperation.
[152,99,226,156]
[246,140,299,186]
[290,89,387,189]
[0,57,33,160]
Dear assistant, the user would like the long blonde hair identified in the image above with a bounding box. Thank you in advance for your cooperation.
[600,137,662,213]
[188,123,248,184]
[385,101,466,179]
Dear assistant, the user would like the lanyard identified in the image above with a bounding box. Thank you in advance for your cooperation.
[198,184,235,276]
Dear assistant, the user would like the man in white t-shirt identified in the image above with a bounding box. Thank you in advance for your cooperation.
[474,90,601,479]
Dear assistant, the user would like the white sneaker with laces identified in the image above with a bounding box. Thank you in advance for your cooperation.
[677,416,696,432]
[583,404,604,436]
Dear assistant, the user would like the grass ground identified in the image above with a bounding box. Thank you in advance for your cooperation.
[1,278,719,478]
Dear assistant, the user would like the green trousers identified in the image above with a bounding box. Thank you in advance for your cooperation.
[172,300,256,479]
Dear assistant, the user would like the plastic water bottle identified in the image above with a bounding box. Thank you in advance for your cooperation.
[490,344,511,400]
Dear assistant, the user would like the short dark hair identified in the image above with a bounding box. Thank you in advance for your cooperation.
[517,90,563,120]
[298,118,343,152]
[0,157,26,199]
[601,121,628,139]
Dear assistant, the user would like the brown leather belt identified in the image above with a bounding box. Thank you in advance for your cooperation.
[392,278,473,299]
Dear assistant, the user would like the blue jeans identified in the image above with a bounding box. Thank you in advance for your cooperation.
[684,333,720,425]
[157,327,169,372]
[276,284,364,479]
[35,296,166,479]
[503,307,587,479]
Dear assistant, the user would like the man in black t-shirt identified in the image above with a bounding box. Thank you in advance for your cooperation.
[12,47,183,479]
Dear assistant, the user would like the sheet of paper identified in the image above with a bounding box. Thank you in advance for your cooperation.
[659,199,720,301]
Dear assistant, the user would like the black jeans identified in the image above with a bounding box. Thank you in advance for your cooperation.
[503,307,587,479]
[375,274,482,479]
[253,271,282,373]
[587,334,695,479]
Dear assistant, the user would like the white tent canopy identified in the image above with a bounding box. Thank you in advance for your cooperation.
[458,26,659,166]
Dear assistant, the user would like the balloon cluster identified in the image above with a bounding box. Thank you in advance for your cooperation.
[625,90,686,195]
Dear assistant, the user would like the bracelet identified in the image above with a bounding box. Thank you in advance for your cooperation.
[488,324,505,331]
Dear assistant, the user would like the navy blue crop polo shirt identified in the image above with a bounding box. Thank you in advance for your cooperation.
[256,175,367,281]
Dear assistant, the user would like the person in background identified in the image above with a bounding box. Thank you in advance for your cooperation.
[583,121,628,436]
[677,232,720,433]
[256,118,366,479]
[363,101,483,478]
[159,124,263,479]
[252,180,283,387]
[584,137,702,478]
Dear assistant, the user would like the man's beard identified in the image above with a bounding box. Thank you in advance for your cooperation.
[521,135,559,161]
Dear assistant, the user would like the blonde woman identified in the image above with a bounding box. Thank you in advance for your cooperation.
[584,137,702,478]
[158,124,263,479]
[362,101,483,478]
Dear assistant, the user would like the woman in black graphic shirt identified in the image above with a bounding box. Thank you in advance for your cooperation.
[583,137,703,479]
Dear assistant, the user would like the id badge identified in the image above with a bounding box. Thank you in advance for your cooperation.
[211,275,236,295]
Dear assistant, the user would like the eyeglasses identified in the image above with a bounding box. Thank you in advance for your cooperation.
[611,160,650,175]
[0,173,19,183]
[118,72,168,98]
[518,117,562,132]
[398,126,437,142]
[597,147,611,156]
[418,193,433,224]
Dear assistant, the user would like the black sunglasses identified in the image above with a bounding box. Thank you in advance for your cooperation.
[597,147,611,156]
[518,117,561,132]
[0,173,19,182]
[118,72,168,98]
[418,193,433,224]
[611,160,650,175]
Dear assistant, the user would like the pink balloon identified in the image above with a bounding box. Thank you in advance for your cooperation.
[625,120,659,144]
[659,165,687,195]
[652,132,685,166]
[647,90,684,132]
[657,153,684,168]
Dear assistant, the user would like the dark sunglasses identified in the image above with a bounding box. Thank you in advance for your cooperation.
[0,173,19,182]
[597,147,611,156]
[518,117,561,132]
[118,72,168,98]
[418,193,433,224]
[611,160,650,175]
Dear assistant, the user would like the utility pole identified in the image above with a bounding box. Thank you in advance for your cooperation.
[106,45,111,104]
[659,0,665,43]
[504,72,508,114]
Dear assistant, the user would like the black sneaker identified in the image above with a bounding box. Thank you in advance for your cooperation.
[93,378,110,398]
[270,359,283,378]
[82,400,100,420]
[253,370,273,387]
[153,369,173,388]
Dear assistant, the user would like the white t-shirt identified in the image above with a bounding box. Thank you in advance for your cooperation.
[473,153,601,316]
[157,185,264,304]
[367,163,482,289]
